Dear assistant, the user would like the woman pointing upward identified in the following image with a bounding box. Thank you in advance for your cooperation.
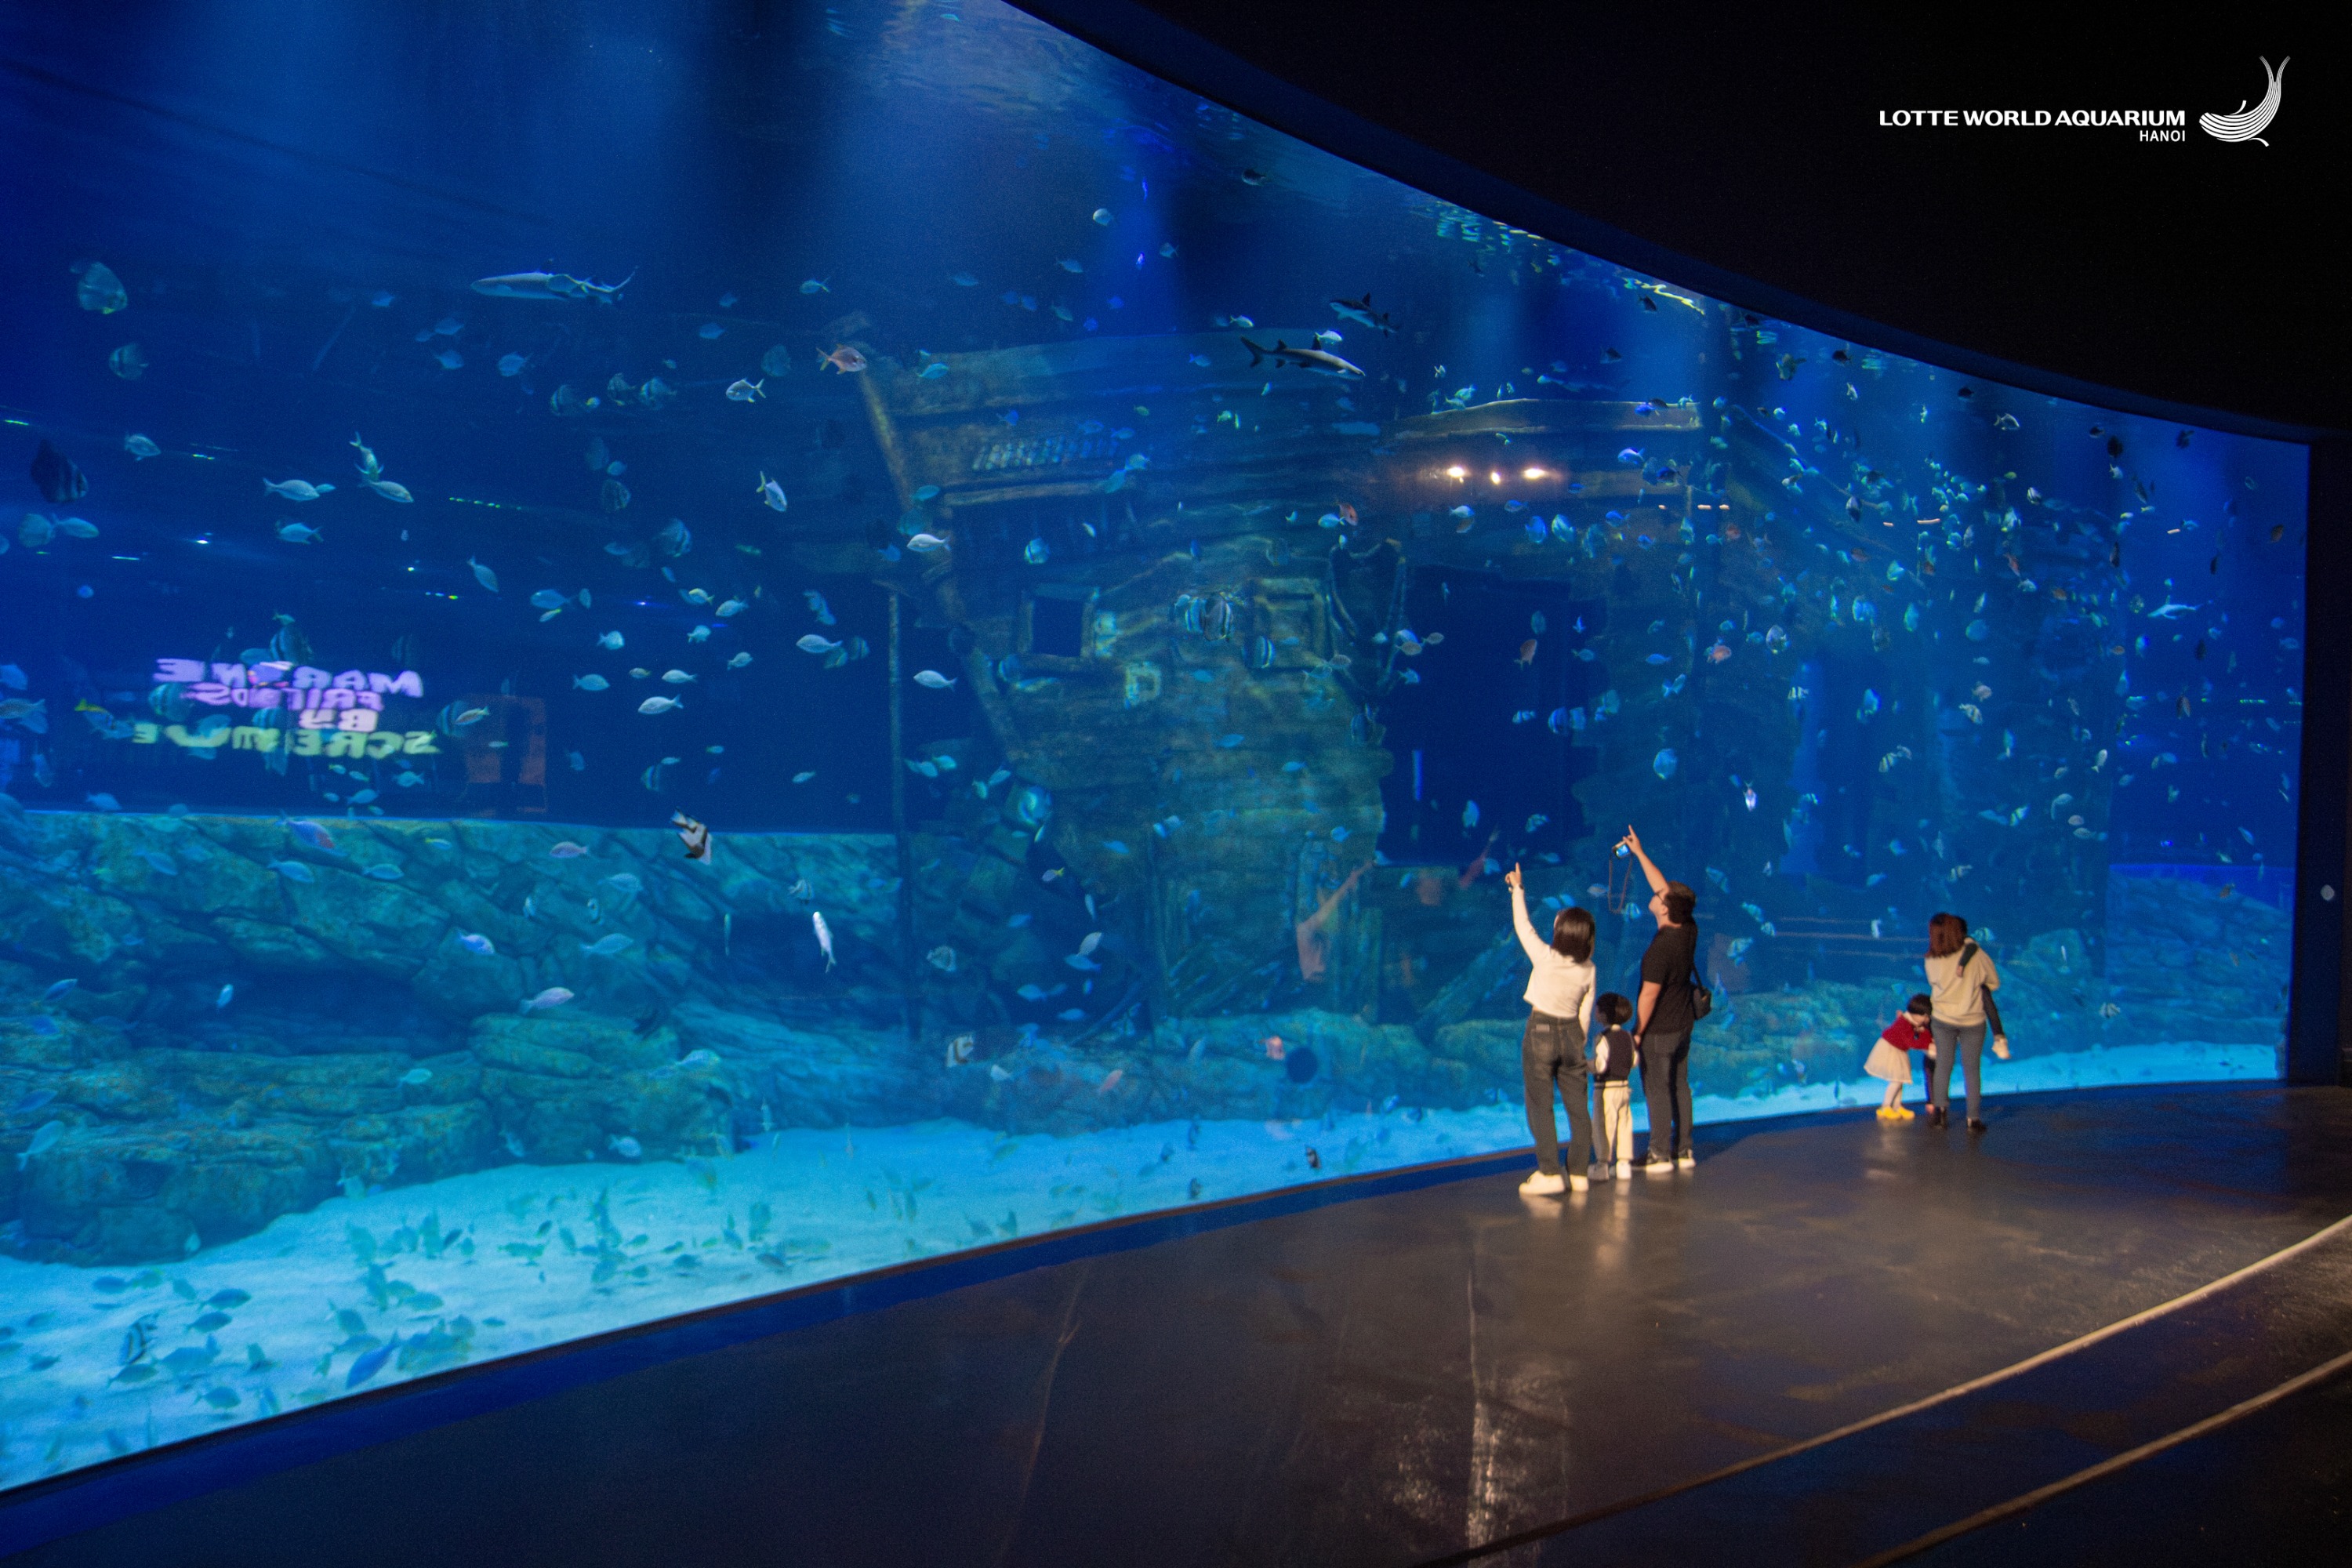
[1504,863,1598,1195]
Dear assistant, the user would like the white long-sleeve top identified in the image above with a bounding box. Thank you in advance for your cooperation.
[1511,887,1596,1032]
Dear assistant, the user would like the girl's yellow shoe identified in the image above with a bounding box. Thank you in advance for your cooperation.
[1891,1105,1917,1120]
[1875,1105,1897,1120]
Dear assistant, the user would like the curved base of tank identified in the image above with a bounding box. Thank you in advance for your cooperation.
[0,1057,2283,1553]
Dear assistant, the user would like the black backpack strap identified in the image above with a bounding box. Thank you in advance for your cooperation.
[1956,939,2000,1032]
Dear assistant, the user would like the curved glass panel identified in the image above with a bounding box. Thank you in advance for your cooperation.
[0,0,2305,1485]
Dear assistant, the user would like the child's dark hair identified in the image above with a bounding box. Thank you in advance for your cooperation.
[1598,992,1633,1027]
[1906,993,1933,1016]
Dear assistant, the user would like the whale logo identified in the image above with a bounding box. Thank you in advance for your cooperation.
[2200,56,2289,145]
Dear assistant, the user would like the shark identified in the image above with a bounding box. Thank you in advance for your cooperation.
[1241,338,1365,378]
[470,269,635,304]
[1327,293,1396,334]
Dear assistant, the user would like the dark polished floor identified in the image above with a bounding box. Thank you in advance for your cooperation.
[5,1084,2351,1566]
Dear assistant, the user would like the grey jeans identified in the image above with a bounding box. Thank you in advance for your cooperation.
[1522,1011,1594,1177]
[1639,1029,1693,1160]
[1929,1019,1986,1121]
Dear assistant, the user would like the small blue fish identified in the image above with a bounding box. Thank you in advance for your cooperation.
[456,932,495,956]
[362,863,404,880]
[216,984,234,1010]
[138,852,178,875]
[41,979,77,1003]
[346,1337,399,1388]
[162,1340,220,1377]
[268,860,315,883]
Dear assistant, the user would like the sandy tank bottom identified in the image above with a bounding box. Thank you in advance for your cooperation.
[0,1038,2274,1487]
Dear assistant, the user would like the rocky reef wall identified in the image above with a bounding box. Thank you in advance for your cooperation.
[0,798,1544,1262]
[0,793,2286,1263]
[0,800,904,1261]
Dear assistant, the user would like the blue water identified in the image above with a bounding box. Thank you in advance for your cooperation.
[0,0,2308,1488]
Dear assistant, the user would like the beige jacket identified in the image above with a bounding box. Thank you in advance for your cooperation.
[1925,946,2000,1027]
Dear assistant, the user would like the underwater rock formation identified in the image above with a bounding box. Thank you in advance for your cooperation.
[0,797,2287,1265]
[0,801,902,1261]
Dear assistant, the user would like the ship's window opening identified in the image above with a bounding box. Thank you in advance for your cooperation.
[1030,596,1086,658]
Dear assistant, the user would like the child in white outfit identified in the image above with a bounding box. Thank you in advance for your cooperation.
[1589,992,1638,1178]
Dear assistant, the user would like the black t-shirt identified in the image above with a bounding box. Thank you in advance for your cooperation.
[1640,920,1700,1035]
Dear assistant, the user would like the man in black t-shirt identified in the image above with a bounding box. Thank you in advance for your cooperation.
[1621,826,1700,1171]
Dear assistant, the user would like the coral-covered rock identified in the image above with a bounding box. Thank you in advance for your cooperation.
[474,1013,727,1162]
[14,1120,337,1265]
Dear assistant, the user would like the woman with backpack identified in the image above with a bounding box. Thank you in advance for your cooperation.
[1924,912,2010,1131]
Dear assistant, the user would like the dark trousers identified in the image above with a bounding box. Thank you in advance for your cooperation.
[1929,1022,1985,1120]
[1521,1011,1594,1177]
[1639,1029,1693,1160]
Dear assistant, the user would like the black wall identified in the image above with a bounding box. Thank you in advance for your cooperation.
[1020,0,2344,440]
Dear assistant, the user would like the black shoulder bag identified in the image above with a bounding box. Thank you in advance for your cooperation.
[1958,940,2003,1040]
[1688,931,1713,1022]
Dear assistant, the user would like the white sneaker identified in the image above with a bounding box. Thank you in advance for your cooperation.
[1614,1160,1632,1179]
[1519,1170,1566,1196]
[1569,1173,1590,1192]
[1676,1152,1697,1169]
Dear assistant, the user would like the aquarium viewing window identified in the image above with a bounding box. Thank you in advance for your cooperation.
[0,0,2315,1493]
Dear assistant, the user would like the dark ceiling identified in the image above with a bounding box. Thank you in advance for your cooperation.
[1016,0,2345,441]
